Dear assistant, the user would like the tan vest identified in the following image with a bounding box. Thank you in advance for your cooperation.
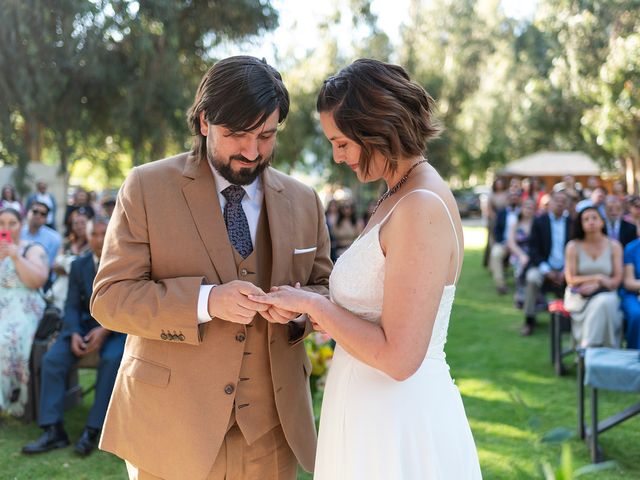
[230,209,279,444]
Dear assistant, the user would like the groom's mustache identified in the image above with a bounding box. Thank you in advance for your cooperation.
[230,154,264,164]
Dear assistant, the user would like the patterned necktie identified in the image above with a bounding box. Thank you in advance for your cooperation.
[608,221,618,240]
[222,185,253,259]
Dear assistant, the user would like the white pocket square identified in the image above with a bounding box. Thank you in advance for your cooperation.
[294,247,317,255]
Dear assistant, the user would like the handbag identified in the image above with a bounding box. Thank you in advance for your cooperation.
[563,287,588,313]
[34,303,62,340]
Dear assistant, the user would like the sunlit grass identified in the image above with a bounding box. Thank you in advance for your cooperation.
[450,228,639,478]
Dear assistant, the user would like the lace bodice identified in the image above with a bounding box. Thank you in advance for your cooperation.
[329,190,459,361]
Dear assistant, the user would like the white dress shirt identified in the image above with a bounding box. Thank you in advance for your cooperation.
[197,164,263,323]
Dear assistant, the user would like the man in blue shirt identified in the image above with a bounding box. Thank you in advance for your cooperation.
[25,180,57,231]
[21,201,62,268]
[523,191,572,335]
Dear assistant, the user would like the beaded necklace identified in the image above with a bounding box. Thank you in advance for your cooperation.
[371,159,428,216]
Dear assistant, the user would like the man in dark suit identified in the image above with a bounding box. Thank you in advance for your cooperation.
[22,217,125,456]
[522,191,572,335]
[604,195,637,247]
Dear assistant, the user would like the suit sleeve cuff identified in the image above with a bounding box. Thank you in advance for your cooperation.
[198,285,216,324]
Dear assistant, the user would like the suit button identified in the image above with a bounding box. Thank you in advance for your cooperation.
[161,333,168,340]
[178,334,185,341]
[224,384,235,395]
[235,333,246,342]
[240,268,248,276]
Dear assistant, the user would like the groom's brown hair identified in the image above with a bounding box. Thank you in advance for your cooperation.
[187,56,290,163]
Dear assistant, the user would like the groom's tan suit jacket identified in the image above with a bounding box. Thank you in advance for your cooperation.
[90,152,332,479]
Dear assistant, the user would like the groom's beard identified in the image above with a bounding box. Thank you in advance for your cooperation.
[207,150,272,186]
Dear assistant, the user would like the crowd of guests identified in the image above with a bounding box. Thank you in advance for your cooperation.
[0,180,123,457]
[485,175,640,351]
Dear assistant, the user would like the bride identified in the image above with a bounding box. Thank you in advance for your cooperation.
[251,59,482,479]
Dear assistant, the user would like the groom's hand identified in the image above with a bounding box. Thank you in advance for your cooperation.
[207,280,269,325]
[260,305,299,324]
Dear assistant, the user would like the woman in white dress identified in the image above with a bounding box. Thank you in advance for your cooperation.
[251,59,481,479]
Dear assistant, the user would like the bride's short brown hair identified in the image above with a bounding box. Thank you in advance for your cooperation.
[317,59,441,177]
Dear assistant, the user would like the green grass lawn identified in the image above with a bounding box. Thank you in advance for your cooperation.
[2,226,639,479]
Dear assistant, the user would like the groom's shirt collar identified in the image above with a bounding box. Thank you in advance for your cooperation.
[209,163,261,203]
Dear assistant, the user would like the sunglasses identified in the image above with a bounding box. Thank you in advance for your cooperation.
[31,209,48,216]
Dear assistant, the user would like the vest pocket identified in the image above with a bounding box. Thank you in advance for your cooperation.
[122,355,171,387]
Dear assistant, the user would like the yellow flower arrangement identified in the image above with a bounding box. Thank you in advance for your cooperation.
[304,332,335,398]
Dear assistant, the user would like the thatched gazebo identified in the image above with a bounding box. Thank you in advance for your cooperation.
[498,151,615,192]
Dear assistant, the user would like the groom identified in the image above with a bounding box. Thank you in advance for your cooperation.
[90,56,332,479]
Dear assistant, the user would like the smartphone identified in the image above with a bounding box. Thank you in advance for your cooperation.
[0,230,11,242]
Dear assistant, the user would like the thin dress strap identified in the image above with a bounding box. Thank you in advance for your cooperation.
[378,189,462,284]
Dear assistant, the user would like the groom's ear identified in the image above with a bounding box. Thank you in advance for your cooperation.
[199,111,209,136]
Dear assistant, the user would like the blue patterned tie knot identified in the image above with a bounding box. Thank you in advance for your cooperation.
[222,185,253,259]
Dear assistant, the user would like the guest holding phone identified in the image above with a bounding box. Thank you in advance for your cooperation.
[0,207,49,416]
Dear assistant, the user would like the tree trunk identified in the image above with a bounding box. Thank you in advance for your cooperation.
[132,141,143,167]
[56,131,70,179]
[22,119,43,162]
[626,156,637,194]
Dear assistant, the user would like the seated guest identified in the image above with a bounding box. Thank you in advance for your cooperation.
[0,208,49,416]
[576,186,606,217]
[522,191,572,336]
[333,201,363,258]
[484,177,509,267]
[63,188,95,237]
[51,212,90,311]
[21,201,62,269]
[490,192,521,295]
[507,198,535,307]
[620,238,640,348]
[564,206,623,348]
[22,217,126,456]
[623,195,640,234]
[0,184,24,216]
[26,181,57,231]
[99,195,116,218]
[604,195,637,248]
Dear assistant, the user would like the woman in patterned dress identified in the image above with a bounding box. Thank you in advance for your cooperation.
[0,207,49,416]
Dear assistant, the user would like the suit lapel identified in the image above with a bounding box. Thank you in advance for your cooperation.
[181,155,237,284]
[263,168,293,287]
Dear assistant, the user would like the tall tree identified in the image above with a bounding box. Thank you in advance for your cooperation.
[105,0,279,166]
[0,0,111,192]
[398,0,499,178]
[0,0,281,192]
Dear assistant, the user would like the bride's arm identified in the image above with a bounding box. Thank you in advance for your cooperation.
[253,192,454,381]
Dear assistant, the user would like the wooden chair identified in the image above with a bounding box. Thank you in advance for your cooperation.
[65,349,100,404]
[24,334,82,423]
[548,299,575,376]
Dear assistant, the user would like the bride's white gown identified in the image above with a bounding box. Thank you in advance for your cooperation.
[314,190,482,479]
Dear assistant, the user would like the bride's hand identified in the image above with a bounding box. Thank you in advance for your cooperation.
[249,283,320,319]
[257,286,300,324]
